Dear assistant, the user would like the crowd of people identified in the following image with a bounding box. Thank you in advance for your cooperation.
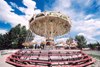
[34,43,44,49]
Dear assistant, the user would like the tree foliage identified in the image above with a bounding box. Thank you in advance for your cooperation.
[0,24,29,50]
[87,42,100,50]
[75,35,87,49]
[66,37,73,43]
[88,43,96,50]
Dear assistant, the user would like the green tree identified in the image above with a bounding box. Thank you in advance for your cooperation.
[0,34,4,50]
[0,33,10,49]
[8,24,28,49]
[66,37,73,43]
[96,42,100,51]
[75,35,87,49]
[0,24,28,50]
[88,43,96,50]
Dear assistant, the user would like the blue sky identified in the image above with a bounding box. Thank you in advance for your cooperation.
[0,0,100,44]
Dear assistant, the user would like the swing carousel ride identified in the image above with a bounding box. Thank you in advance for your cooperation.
[6,11,94,67]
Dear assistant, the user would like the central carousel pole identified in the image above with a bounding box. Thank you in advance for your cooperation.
[44,10,54,49]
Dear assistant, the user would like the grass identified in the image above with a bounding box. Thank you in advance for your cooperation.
[88,54,100,59]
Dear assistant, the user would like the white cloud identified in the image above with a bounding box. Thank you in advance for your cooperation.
[78,33,96,41]
[76,18,100,43]
[85,14,94,20]
[0,0,14,12]
[55,38,69,43]
[78,33,86,36]
[76,0,92,7]
[55,0,71,8]
[18,0,41,15]
[10,2,18,9]
[0,29,7,34]
[75,19,100,33]
[0,0,41,29]
[32,35,46,43]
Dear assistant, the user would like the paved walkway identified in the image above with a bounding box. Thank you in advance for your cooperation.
[83,51,100,55]
[87,58,100,67]
[0,54,14,67]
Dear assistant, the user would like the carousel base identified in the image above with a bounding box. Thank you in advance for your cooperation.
[6,49,94,67]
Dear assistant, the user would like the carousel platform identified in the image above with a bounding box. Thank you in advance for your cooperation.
[6,49,94,67]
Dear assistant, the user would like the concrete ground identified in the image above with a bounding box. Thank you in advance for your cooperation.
[0,54,14,67]
[87,58,100,67]
[83,51,100,55]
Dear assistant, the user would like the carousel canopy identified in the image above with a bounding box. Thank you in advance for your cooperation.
[29,11,72,38]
